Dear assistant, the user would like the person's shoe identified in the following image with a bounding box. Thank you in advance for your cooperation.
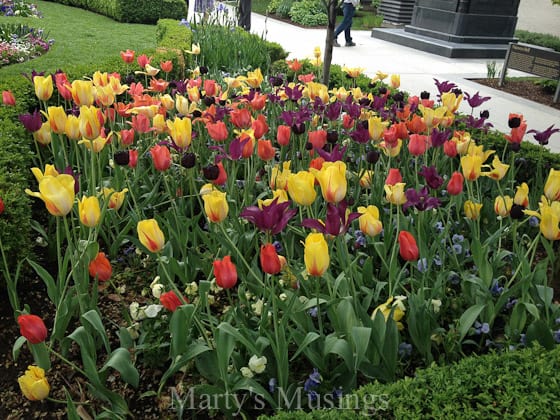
[333,40,341,47]
[346,42,356,47]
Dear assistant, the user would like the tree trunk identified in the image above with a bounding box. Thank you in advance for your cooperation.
[322,0,338,86]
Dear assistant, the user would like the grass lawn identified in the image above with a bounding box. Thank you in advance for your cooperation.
[0,1,156,77]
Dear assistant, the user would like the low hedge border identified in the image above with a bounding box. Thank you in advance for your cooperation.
[259,344,560,419]
[48,0,187,23]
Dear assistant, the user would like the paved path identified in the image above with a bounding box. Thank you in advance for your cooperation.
[517,0,560,36]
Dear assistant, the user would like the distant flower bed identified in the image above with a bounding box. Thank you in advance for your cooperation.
[0,23,53,66]
[0,0,42,18]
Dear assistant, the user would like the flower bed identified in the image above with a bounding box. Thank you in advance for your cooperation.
[1,27,560,417]
[1,0,42,18]
[0,23,52,66]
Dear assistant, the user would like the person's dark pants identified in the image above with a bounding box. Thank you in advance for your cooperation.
[334,3,355,43]
[238,0,252,31]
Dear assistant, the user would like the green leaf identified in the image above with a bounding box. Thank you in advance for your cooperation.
[217,322,259,355]
[68,326,101,387]
[169,305,195,358]
[324,334,353,371]
[526,320,555,350]
[216,326,235,382]
[12,335,26,361]
[100,347,139,388]
[290,331,320,361]
[523,302,540,320]
[161,342,211,385]
[27,258,58,304]
[351,326,371,366]
[232,377,277,409]
[82,309,110,353]
[458,304,486,342]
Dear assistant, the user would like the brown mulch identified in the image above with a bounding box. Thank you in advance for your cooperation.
[470,78,560,110]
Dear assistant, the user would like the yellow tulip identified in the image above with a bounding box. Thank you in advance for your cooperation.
[287,171,317,206]
[31,164,59,182]
[484,155,510,181]
[187,86,200,103]
[540,204,560,241]
[418,104,447,129]
[270,161,292,190]
[464,200,483,220]
[33,122,52,146]
[18,365,50,401]
[79,134,110,153]
[384,183,407,206]
[95,84,115,107]
[33,75,53,101]
[137,219,165,253]
[358,205,383,237]
[92,71,110,87]
[330,86,349,102]
[461,154,484,181]
[304,232,329,277]
[343,66,365,79]
[441,91,463,113]
[390,74,400,89]
[79,105,102,140]
[452,131,473,155]
[245,68,264,89]
[152,113,167,134]
[202,189,229,223]
[514,182,529,207]
[258,189,289,209]
[45,106,68,134]
[465,143,494,162]
[544,168,560,202]
[166,116,192,149]
[65,115,81,140]
[78,196,101,227]
[305,82,329,103]
[368,116,388,142]
[309,161,347,204]
[494,195,513,217]
[25,175,75,217]
[359,170,374,188]
[103,187,128,211]
[371,297,406,330]
[379,139,403,157]
[160,94,175,110]
[175,94,190,115]
[71,80,94,106]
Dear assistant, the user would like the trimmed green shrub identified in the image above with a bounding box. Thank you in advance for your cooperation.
[515,30,560,52]
[268,0,296,18]
[289,0,328,26]
[259,345,560,419]
[47,0,187,23]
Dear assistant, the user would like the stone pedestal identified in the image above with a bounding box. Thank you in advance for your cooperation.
[378,0,415,25]
[371,0,522,58]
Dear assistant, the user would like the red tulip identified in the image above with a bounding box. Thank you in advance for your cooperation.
[128,150,138,168]
[308,129,327,151]
[230,108,252,129]
[398,231,419,261]
[212,161,228,186]
[408,134,429,156]
[2,90,16,106]
[18,314,47,344]
[0,196,4,215]
[120,128,135,146]
[160,60,173,73]
[252,114,269,139]
[257,139,276,161]
[277,124,291,146]
[443,140,458,157]
[447,171,464,195]
[260,243,282,275]
[213,256,238,289]
[160,291,184,312]
[88,252,112,282]
[137,53,151,68]
[120,49,135,64]
[385,168,403,186]
[203,79,218,97]
[150,145,171,171]
[206,121,229,142]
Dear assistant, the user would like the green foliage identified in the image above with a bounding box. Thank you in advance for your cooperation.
[515,29,560,52]
[46,0,187,23]
[289,0,328,26]
[267,0,296,18]
[259,345,560,418]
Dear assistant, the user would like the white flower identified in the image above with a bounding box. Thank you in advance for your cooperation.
[248,355,267,374]
[279,293,288,301]
[431,299,442,313]
[144,304,163,318]
[127,323,140,340]
[185,281,198,296]
[150,276,161,287]
[151,283,164,298]
[240,367,254,378]
[252,299,264,316]
[393,295,407,312]
[129,302,141,321]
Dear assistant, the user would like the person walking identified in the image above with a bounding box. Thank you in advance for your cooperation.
[238,0,252,31]
[333,0,359,47]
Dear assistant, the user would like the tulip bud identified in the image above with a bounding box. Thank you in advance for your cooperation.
[304,233,329,277]
[88,252,112,282]
[18,365,50,401]
[446,171,464,195]
[17,315,47,344]
[137,219,165,253]
[260,243,282,275]
[181,152,196,168]
[113,150,130,166]
[160,291,184,312]
[398,230,419,261]
[0,197,4,215]
[213,256,238,289]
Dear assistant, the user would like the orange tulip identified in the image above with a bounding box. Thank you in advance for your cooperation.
[2,90,16,106]
[447,172,464,195]
[277,124,291,146]
[206,120,229,142]
[160,60,173,73]
[230,107,252,129]
[150,145,171,171]
[257,139,276,161]
[308,129,327,151]
[260,243,282,275]
[160,291,184,311]
[120,49,135,64]
[398,230,419,261]
[213,255,238,289]
[89,252,112,282]
[252,114,269,139]
[408,134,428,156]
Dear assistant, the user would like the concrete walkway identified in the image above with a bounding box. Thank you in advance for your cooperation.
[247,8,560,153]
